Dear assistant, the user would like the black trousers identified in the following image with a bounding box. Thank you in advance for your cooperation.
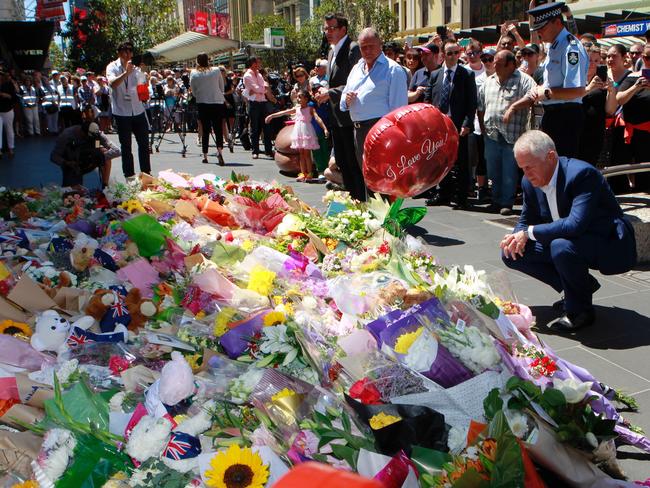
[332,124,366,202]
[115,112,151,177]
[197,103,225,155]
[248,101,272,155]
[59,107,78,129]
[541,103,584,159]
[439,133,470,204]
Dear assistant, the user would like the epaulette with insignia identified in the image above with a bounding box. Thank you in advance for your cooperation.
[567,34,578,45]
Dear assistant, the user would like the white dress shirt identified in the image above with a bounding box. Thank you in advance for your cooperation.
[106,58,145,117]
[330,35,349,70]
[528,161,559,241]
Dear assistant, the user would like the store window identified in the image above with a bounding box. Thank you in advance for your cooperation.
[469,0,529,28]
[421,0,429,28]
[444,0,451,25]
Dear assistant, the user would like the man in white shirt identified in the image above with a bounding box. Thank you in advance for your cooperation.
[105,41,151,177]
[500,130,636,332]
[242,56,272,158]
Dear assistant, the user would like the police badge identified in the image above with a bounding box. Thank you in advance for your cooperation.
[568,51,579,65]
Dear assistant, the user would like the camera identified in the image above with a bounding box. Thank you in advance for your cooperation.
[152,82,165,100]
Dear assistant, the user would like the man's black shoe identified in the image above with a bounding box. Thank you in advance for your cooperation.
[425,194,450,206]
[453,200,469,210]
[552,278,601,311]
[547,308,596,332]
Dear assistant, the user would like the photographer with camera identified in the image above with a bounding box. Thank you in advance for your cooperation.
[50,106,120,188]
[106,41,151,178]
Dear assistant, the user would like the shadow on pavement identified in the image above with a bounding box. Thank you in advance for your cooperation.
[408,225,465,247]
[532,304,650,350]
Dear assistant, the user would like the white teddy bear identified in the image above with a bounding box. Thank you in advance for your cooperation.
[126,400,215,473]
[30,309,127,355]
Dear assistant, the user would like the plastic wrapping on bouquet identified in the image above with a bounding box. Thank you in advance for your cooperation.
[363,103,459,197]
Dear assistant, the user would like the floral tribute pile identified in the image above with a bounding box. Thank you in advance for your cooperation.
[0,173,647,488]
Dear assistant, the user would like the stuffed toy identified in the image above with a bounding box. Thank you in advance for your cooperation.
[144,352,196,420]
[85,287,156,333]
[70,233,99,272]
[126,400,214,473]
[31,309,127,355]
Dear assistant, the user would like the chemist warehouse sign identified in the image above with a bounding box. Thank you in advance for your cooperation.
[604,19,650,37]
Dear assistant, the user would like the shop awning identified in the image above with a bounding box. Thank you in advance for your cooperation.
[147,32,239,64]
[597,35,645,47]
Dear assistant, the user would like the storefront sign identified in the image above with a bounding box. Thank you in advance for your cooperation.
[603,19,650,37]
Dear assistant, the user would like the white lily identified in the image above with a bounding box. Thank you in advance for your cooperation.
[553,377,593,404]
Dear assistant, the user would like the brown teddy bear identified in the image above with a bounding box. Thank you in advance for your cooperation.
[85,288,157,333]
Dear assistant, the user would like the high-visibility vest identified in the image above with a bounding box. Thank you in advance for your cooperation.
[58,85,76,109]
[21,86,38,107]
[40,86,58,112]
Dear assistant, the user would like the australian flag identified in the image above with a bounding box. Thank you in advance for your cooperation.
[99,292,132,333]
[162,431,201,461]
[66,326,127,348]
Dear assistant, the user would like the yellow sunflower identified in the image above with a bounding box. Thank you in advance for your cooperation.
[263,311,285,327]
[0,319,32,337]
[204,444,269,488]
[393,327,424,354]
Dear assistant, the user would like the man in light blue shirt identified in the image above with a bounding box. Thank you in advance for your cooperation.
[340,27,408,180]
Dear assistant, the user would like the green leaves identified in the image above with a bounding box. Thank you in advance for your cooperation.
[382,198,427,237]
[542,388,567,407]
[490,430,524,488]
[330,444,359,470]
[483,388,504,421]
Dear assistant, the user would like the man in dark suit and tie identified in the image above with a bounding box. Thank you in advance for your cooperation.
[314,12,364,201]
[501,130,636,332]
[424,40,477,209]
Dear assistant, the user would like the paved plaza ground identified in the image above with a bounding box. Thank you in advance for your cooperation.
[2,132,649,479]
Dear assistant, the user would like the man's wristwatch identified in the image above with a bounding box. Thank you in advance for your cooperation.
[544,88,551,100]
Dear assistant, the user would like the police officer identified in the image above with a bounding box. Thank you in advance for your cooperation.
[526,2,588,158]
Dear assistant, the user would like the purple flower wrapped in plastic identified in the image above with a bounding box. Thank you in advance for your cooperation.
[367,297,450,346]
[219,309,271,359]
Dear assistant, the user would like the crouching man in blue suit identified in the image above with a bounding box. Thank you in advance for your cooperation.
[501,130,636,332]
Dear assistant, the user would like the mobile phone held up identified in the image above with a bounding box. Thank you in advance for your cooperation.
[642,68,650,81]
[596,65,608,82]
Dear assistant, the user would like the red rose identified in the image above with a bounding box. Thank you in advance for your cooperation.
[349,378,382,405]
[108,355,132,375]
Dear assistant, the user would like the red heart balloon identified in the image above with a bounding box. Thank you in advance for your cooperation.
[362,103,459,197]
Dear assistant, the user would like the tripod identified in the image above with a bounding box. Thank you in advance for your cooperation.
[149,96,188,157]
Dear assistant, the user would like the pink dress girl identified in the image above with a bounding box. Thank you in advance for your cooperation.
[290,106,320,150]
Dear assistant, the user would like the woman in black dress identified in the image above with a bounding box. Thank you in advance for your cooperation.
[616,44,650,190]
[578,45,617,165]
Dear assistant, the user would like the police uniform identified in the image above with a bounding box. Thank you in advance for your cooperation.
[527,2,588,158]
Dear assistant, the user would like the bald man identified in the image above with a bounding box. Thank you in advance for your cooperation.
[340,27,408,200]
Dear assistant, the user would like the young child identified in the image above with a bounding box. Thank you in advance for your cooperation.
[265,89,328,182]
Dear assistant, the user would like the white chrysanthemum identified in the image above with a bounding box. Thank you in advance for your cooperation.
[55,359,79,385]
[126,416,172,462]
[109,391,126,413]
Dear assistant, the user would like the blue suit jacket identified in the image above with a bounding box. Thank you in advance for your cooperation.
[515,157,636,275]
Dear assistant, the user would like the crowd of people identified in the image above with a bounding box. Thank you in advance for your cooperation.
[0,3,649,211]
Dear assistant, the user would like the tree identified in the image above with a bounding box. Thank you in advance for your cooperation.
[63,0,181,73]
[241,1,397,70]
[48,41,65,70]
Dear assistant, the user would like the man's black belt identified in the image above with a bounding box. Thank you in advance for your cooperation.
[353,118,380,129]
